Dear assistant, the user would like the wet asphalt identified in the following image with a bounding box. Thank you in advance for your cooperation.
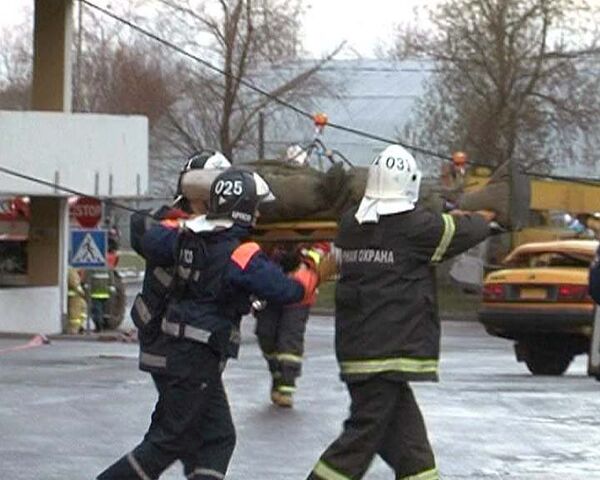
[1,316,599,480]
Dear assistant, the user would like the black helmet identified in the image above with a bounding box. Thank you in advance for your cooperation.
[173,150,231,209]
[206,168,275,227]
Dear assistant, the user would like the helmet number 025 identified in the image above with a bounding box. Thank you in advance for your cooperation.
[214,179,243,196]
[374,155,411,172]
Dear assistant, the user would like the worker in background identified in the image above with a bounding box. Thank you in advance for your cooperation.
[87,225,122,332]
[88,267,113,332]
[97,167,319,480]
[254,240,330,407]
[440,150,469,208]
[308,145,496,480]
[106,226,120,268]
[66,268,86,334]
[253,145,333,408]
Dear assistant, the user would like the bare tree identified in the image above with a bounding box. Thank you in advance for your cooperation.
[0,21,32,110]
[0,4,178,128]
[388,0,600,173]
[74,5,179,128]
[154,0,339,162]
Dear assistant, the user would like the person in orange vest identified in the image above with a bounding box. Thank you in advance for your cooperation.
[254,241,330,408]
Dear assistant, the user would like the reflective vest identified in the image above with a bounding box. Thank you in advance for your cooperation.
[89,269,112,299]
[334,206,489,383]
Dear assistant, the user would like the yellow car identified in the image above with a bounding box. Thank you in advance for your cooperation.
[479,239,598,375]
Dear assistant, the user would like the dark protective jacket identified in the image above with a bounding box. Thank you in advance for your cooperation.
[334,206,490,383]
[140,220,304,362]
[130,206,181,373]
[590,245,600,304]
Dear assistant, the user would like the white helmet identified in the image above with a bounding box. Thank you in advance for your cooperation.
[355,145,422,224]
[175,150,232,208]
[285,144,308,166]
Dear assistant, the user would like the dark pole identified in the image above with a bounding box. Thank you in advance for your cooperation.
[75,0,83,110]
[258,112,265,159]
[509,157,531,248]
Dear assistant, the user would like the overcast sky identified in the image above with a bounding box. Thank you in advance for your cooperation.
[0,0,439,58]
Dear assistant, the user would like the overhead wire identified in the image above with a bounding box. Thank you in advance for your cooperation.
[80,0,600,183]
[80,0,458,164]
[0,0,598,216]
[0,165,159,219]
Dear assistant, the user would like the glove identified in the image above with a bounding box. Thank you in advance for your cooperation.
[301,242,337,281]
[301,242,330,270]
[291,263,319,305]
[312,241,331,255]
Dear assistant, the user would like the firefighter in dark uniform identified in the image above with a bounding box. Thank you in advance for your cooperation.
[98,167,319,480]
[308,145,495,480]
[103,150,231,477]
[132,150,232,374]
[254,241,329,407]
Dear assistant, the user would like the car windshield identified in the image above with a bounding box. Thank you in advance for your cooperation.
[505,250,593,268]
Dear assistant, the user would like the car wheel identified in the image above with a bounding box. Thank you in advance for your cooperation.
[522,344,573,376]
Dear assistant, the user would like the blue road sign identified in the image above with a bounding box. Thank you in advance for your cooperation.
[70,229,107,268]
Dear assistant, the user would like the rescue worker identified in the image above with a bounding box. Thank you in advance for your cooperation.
[254,241,330,407]
[308,145,496,480]
[97,167,319,480]
[133,150,232,370]
[66,268,86,334]
[88,226,122,331]
[126,150,231,472]
[88,267,113,331]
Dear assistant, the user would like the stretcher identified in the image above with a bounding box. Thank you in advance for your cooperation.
[252,220,338,243]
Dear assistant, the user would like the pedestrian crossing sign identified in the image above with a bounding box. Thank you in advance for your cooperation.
[70,229,107,268]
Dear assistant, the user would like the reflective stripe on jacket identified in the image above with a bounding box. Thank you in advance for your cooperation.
[89,270,112,299]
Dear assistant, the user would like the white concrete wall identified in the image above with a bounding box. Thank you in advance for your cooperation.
[0,287,61,334]
[0,111,148,197]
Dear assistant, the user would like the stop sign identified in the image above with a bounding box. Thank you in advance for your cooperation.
[70,197,103,228]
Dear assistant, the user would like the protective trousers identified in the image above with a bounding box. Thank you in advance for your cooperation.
[308,378,438,480]
[255,304,309,395]
[97,343,235,480]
